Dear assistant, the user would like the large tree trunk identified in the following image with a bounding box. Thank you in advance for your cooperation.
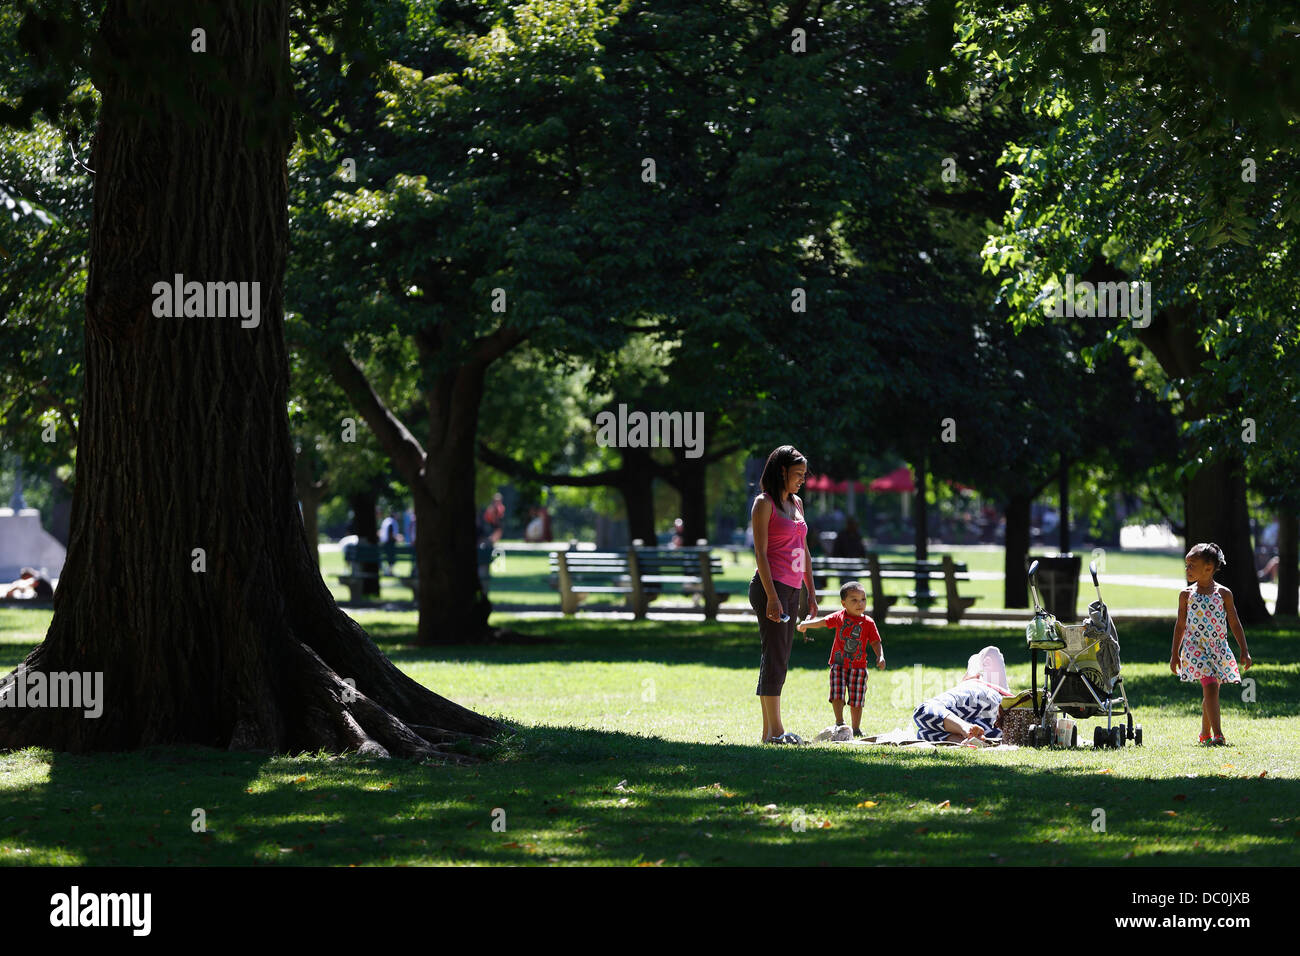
[1184,455,1270,625]
[0,0,503,756]
[1278,506,1299,618]
[1004,492,1031,608]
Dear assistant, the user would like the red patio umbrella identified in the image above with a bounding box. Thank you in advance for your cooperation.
[869,466,916,493]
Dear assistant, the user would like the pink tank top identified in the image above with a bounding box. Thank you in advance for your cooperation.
[761,495,808,588]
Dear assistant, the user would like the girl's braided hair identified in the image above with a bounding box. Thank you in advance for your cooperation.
[1187,542,1226,570]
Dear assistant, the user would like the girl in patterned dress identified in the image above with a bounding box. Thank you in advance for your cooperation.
[1170,543,1253,746]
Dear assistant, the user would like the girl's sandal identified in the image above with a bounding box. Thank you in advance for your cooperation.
[1198,732,1213,746]
[1212,735,1226,746]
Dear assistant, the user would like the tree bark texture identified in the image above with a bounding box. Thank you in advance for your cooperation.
[0,0,505,755]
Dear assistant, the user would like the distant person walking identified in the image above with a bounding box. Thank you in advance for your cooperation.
[482,493,505,543]
[749,444,817,744]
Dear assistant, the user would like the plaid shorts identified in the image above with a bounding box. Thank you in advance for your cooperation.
[829,664,869,707]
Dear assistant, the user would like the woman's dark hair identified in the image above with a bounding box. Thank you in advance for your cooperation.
[1187,542,1227,570]
[759,445,807,503]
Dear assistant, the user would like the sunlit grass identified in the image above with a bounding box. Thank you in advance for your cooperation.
[0,606,1295,865]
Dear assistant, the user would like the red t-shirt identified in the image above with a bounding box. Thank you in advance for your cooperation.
[824,610,881,669]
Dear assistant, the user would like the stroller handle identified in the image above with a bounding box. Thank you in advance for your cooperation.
[1090,561,1099,588]
[1028,559,1040,578]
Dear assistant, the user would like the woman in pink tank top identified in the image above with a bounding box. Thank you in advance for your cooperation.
[749,444,817,744]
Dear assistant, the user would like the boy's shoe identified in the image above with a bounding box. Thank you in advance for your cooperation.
[1198,731,1213,745]
[1211,735,1226,746]
[852,728,865,738]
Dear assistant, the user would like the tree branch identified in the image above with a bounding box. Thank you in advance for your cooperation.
[474,323,526,365]
[477,441,627,488]
[325,346,428,489]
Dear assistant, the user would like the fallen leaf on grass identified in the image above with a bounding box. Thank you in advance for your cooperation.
[856,801,878,808]
[696,782,735,797]
[819,820,832,829]
[1163,810,1178,816]
[935,800,951,809]
[1173,794,1186,801]
[914,827,929,834]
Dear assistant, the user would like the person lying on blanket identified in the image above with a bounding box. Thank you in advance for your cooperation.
[913,648,1015,744]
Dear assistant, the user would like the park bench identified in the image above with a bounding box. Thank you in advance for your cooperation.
[338,542,418,602]
[549,546,730,618]
[867,554,978,623]
[802,554,978,623]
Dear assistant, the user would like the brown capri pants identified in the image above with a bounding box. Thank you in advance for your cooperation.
[751,572,802,696]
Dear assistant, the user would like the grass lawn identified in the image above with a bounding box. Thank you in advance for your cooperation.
[1,604,1297,866]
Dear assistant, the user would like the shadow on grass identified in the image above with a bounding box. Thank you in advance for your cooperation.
[2,723,1296,866]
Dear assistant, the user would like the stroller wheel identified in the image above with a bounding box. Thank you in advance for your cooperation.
[1094,726,1107,749]
[1027,724,1038,748]
[1070,726,1078,749]
[1134,725,1143,747]
[1127,711,1134,740]
[1110,726,1124,749]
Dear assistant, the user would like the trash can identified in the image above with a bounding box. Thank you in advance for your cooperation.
[1028,553,1081,620]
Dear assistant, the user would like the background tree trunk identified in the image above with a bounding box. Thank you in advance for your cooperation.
[294,447,326,568]
[671,450,709,544]
[347,490,381,596]
[618,446,658,543]
[418,364,492,643]
[1003,492,1031,608]
[1184,455,1270,624]
[1274,507,1297,617]
[913,454,929,561]
[0,0,502,756]
[1058,456,1070,553]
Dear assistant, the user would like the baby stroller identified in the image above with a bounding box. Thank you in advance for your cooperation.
[1022,560,1142,749]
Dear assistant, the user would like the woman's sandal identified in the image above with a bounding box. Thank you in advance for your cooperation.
[778,732,804,745]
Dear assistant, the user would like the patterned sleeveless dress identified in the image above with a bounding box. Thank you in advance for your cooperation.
[1179,587,1241,683]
